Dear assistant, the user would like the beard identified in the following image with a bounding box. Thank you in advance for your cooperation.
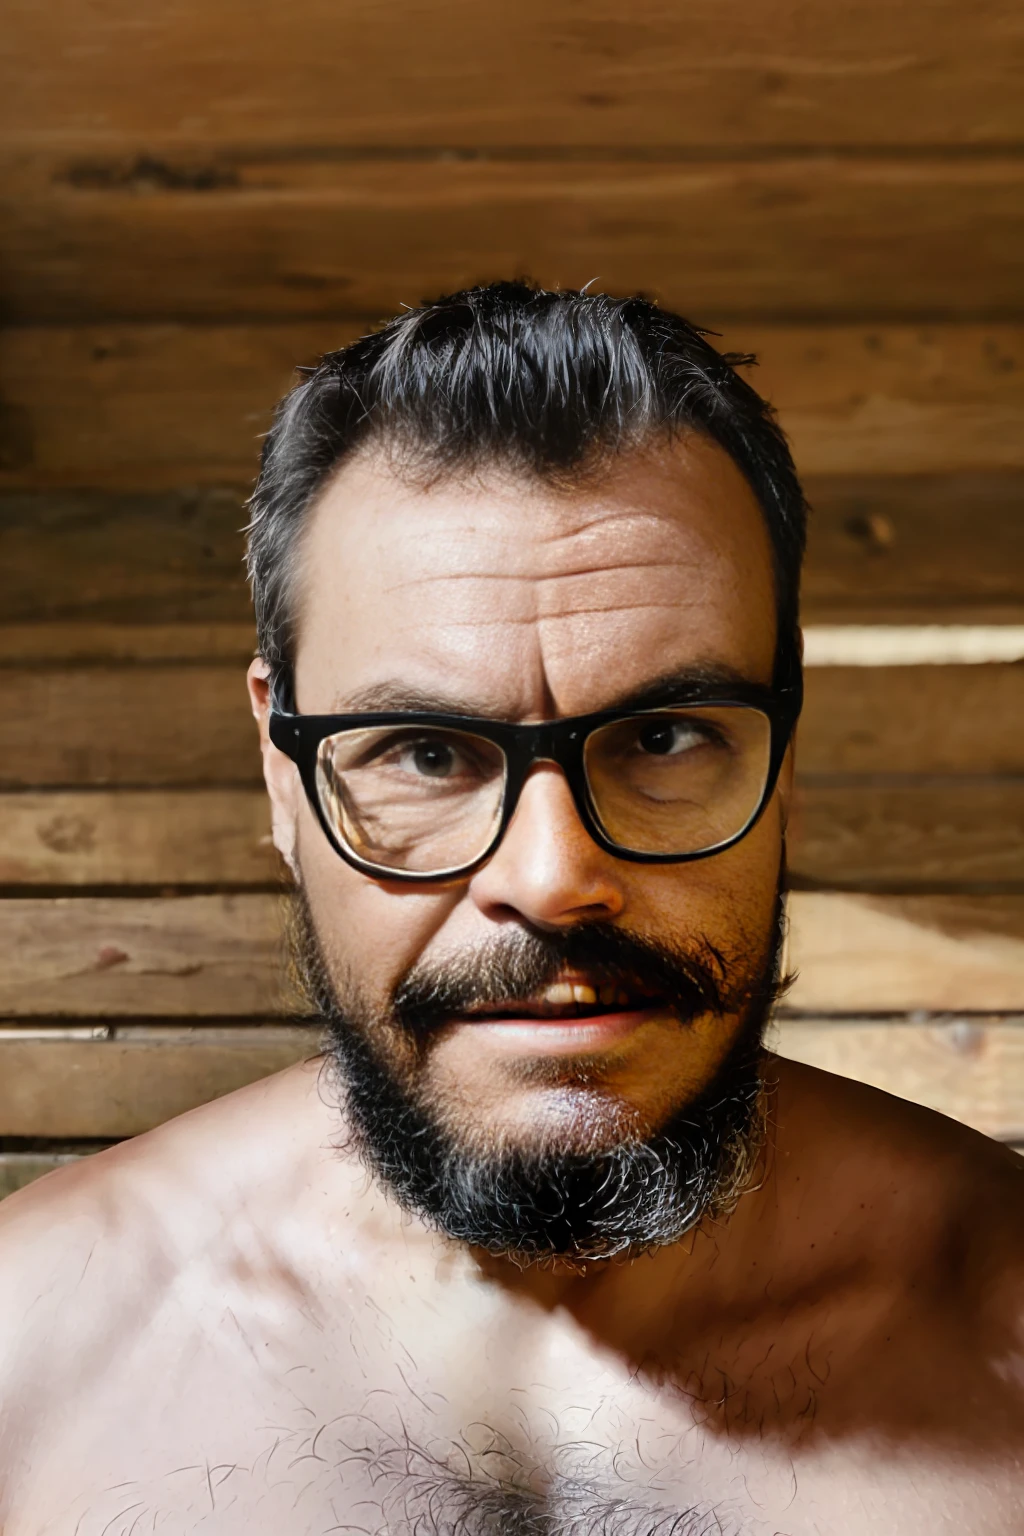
[290,887,787,1266]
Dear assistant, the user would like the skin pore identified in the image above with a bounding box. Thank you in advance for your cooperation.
[1,432,1023,1536]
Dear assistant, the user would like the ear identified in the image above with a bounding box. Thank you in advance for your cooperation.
[247,657,301,877]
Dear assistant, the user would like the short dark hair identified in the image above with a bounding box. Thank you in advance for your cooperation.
[246,281,807,692]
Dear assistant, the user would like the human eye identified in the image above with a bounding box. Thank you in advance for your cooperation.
[394,735,464,779]
[633,716,720,757]
[363,729,500,789]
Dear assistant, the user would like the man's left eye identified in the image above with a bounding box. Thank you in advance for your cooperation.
[636,721,704,756]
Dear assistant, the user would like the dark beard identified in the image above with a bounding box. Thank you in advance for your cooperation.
[291,892,786,1265]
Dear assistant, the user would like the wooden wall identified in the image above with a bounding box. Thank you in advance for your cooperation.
[2,1,1023,1194]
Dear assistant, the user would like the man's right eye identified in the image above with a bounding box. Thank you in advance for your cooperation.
[398,739,458,778]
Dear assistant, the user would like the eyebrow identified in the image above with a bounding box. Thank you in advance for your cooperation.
[329,663,765,719]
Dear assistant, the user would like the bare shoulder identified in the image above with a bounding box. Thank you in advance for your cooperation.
[771,1056,1024,1388]
[0,1059,332,1414]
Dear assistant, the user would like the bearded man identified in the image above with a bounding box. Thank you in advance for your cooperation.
[1,283,1022,1534]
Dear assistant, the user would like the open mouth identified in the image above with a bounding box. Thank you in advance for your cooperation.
[459,977,665,1024]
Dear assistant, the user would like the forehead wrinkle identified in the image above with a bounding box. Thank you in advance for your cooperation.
[387,557,694,587]
[390,600,692,631]
[383,557,703,610]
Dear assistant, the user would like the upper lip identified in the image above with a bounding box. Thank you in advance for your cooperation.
[460,975,662,1020]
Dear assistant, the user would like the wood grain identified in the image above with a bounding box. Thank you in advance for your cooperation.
[2,663,1020,787]
[0,1025,320,1138]
[798,665,1024,775]
[4,475,1022,635]
[3,782,1023,892]
[5,155,1024,323]
[3,325,1023,489]
[3,1,1021,150]
[2,1017,1022,1141]
[0,488,251,624]
[790,778,1024,891]
[800,473,1024,624]
[775,1017,1024,1141]
[785,892,1024,1013]
[0,622,257,665]
[0,895,295,1017]
[0,668,261,787]
[1,893,1021,1018]
[0,791,281,887]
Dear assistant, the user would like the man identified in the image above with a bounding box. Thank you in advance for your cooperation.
[1,283,1021,1534]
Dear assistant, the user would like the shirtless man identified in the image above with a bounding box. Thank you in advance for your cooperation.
[1,283,1022,1535]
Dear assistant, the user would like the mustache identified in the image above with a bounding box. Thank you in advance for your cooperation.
[392,922,742,1038]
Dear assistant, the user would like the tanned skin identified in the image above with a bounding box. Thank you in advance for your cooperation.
[0,438,1022,1534]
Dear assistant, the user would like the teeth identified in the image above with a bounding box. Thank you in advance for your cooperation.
[541,982,575,1006]
[537,981,598,1008]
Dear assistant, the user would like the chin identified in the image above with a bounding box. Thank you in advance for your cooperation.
[429,1080,665,1160]
[418,1019,727,1159]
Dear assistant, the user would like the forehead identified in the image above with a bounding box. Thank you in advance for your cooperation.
[292,436,778,718]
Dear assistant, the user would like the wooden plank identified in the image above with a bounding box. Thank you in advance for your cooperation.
[5,156,1024,324]
[785,893,1024,1013]
[0,622,256,665]
[0,791,280,887]
[0,667,261,787]
[4,475,1023,638]
[3,663,1020,787]
[0,895,296,1018]
[1,1018,1022,1142]
[800,473,1024,625]
[789,779,1024,891]
[775,1018,1024,1142]
[0,1025,320,1139]
[798,666,1024,775]
[3,782,1023,892]
[801,626,1024,666]
[2,325,1023,490]
[0,488,251,624]
[0,323,319,489]
[1,893,1022,1018]
[2,1,1021,149]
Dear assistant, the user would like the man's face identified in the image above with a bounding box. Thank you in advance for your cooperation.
[251,434,792,1244]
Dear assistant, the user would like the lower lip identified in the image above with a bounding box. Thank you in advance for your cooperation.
[456,1006,667,1055]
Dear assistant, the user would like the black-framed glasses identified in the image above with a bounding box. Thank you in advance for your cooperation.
[269,670,801,883]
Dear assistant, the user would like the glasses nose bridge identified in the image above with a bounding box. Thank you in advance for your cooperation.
[519,719,585,772]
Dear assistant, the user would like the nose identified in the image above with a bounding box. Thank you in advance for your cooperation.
[467,763,626,929]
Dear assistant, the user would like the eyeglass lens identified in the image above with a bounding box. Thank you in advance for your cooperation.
[314,707,772,875]
[316,726,507,875]
[582,707,772,854]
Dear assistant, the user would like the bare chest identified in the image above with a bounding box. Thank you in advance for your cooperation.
[9,1291,1012,1536]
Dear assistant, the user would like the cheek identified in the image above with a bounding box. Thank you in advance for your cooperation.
[296,800,462,1003]
[622,790,784,962]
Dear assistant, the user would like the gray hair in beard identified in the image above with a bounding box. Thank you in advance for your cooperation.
[291,891,787,1265]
